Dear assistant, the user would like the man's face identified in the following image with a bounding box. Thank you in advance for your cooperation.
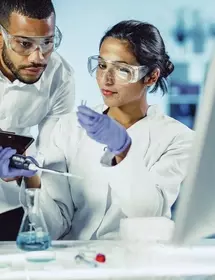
[0,12,55,84]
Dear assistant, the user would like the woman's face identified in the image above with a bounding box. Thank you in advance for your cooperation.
[97,37,147,108]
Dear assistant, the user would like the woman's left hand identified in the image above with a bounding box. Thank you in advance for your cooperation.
[77,105,131,155]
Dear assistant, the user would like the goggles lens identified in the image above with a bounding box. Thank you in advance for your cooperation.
[88,56,148,84]
[1,26,62,56]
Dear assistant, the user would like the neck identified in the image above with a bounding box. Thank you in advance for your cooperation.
[108,97,149,129]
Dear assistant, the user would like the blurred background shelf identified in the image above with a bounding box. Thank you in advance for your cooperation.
[168,95,200,104]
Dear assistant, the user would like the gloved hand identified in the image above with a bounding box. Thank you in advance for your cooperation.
[0,147,37,179]
[77,105,131,155]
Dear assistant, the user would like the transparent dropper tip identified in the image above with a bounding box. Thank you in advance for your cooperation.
[28,163,82,179]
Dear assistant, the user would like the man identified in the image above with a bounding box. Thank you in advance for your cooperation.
[0,0,75,240]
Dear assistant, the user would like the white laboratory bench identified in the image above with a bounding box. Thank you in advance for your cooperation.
[0,240,215,280]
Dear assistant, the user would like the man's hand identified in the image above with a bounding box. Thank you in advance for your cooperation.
[0,147,37,179]
[1,150,27,183]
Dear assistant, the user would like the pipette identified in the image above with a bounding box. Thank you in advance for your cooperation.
[30,165,82,179]
[9,154,82,179]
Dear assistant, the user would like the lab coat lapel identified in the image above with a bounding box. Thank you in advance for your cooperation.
[127,116,151,161]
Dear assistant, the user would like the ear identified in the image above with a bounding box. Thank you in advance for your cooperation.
[143,68,160,86]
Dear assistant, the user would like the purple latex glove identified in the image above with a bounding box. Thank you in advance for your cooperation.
[0,147,37,178]
[77,105,131,155]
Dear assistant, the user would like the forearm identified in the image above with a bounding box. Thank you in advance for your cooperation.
[39,186,72,240]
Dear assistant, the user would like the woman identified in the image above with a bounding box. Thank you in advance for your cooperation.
[1,20,193,240]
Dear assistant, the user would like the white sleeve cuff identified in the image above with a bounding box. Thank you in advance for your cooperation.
[100,150,115,167]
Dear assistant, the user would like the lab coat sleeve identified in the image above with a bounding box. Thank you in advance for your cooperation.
[36,72,75,151]
[20,121,74,240]
[101,130,193,218]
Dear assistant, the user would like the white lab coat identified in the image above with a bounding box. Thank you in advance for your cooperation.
[0,52,75,214]
[21,104,193,240]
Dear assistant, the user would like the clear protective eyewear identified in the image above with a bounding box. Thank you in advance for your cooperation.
[88,55,150,84]
[0,24,62,56]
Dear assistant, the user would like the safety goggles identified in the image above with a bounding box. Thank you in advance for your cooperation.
[88,55,149,84]
[0,24,62,56]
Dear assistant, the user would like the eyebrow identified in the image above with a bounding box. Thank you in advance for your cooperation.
[98,56,129,64]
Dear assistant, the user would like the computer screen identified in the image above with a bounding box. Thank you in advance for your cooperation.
[173,51,215,245]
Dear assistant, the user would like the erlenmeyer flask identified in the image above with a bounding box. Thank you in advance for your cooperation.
[16,188,51,251]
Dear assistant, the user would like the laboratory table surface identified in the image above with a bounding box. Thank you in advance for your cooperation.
[0,240,215,280]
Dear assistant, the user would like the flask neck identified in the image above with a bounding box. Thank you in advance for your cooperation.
[25,188,40,209]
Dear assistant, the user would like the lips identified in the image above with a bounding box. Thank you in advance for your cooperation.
[101,89,117,96]
[22,67,44,75]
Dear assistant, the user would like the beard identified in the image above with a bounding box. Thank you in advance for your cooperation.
[2,44,46,84]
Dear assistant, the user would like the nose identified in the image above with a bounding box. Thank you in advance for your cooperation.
[103,69,115,85]
[28,48,45,64]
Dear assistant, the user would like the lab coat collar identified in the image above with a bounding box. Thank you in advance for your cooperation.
[31,75,43,90]
[94,103,163,118]
[12,73,43,90]
[0,68,43,90]
[147,104,163,118]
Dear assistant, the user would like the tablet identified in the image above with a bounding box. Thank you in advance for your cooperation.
[0,131,34,154]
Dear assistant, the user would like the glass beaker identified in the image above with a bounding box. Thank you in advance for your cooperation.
[16,188,51,252]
